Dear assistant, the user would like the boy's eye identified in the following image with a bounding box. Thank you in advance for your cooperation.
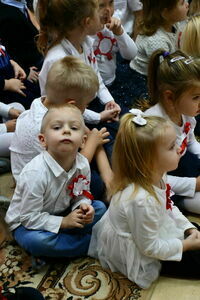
[71,126,78,130]
[53,126,61,130]
[193,96,200,100]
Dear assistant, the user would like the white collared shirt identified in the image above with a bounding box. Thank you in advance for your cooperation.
[6,151,91,233]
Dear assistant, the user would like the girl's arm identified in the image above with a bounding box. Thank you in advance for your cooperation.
[125,195,192,261]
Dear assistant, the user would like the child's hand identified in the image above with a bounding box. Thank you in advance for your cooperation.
[61,209,85,229]
[104,100,121,121]
[106,17,123,36]
[4,79,26,96]
[183,230,200,251]
[87,127,110,146]
[8,108,22,119]
[10,60,26,80]
[27,66,39,83]
[80,203,94,224]
[5,119,16,132]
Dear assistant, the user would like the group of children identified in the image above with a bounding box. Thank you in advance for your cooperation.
[1,0,200,294]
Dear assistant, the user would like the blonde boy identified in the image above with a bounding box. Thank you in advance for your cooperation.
[6,104,106,258]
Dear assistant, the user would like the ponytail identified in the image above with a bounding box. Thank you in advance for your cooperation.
[148,49,166,105]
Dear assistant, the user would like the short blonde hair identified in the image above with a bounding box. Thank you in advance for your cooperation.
[181,15,200,57]
[40,103,86,134]
[110,114,172,198]
[45,56,99,103]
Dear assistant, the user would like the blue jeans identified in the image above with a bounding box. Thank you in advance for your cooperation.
[13,200,106,257]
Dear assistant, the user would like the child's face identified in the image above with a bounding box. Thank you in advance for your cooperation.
[176,86,200,117]
[98,0,114,25]
[87,6,102,35]
[164,0,189,23]
[154,125,181,175]
[40,108,86,158]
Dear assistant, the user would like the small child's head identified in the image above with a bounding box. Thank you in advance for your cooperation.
[181,15,200,57]
[98,0,114,25]
[148,49,200,117]
[37,0,101,53]
[45,56,99,113]
[140,0,188,36]
[110,111,180,196]
[39,104,87,160]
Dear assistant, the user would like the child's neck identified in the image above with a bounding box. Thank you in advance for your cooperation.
[152,173,164,189]
[49,150,77,172]
[162,103,182,126]
[66,28,86,54]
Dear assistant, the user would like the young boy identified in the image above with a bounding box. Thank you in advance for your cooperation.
[10,57,112,193]
[6,104,107,258]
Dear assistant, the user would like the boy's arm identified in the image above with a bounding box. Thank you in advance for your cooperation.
[8,170,63,234]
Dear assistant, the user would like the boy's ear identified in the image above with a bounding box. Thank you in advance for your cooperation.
[163,90,175,107]
[38,133,47,149]
[80,134,87,150]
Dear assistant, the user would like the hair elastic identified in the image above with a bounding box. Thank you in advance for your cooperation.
[162,51,169,58]
[129,109,147,126]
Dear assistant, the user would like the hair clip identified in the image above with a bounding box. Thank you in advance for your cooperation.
[129,109,147,126]
[170,56,185,63]
[184,58,193,64]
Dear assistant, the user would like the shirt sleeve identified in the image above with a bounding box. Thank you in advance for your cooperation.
[115,29,138,60]
[83,108,101,124]
[124,197,183,261]
[0,102,10,118]
[167,175,196,197]
[71,162,92,210]
[18,170,63,234]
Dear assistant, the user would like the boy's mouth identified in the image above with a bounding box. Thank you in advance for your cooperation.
[60,139,72,144]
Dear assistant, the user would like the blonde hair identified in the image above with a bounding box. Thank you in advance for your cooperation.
[110,114,171,198]
[45,56,99,103]
[147,49,200,107]
[181,15,200,57]
[40,103,85,134]
[36,0,98,54]
[139,0,179,36]
[188,0,200,16]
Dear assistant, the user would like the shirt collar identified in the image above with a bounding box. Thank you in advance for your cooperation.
[1,0,27,15]
[43,151,85,178]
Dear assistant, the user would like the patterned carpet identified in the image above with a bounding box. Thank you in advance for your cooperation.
[0,243,145,300]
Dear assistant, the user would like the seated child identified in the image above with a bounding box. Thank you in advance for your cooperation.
[6,104,107,258]
[0,213,45,300]
[92,0,137,113]
[89,110,200,289]
[10,56,111,199]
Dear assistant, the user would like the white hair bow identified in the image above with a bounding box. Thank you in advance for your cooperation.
[129,108,147,126]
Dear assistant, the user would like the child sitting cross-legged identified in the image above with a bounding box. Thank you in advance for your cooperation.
[6,104,106,259]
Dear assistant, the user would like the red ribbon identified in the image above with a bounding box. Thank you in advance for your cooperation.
[180,122,191,154]
[166,184,172,210]
[68,174,94,200]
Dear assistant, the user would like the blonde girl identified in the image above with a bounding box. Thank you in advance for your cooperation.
[36,0,120,125]
[89,110,200,288]
[128,0,189,104]
[181,15,200,57]
[145,49,200,213]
